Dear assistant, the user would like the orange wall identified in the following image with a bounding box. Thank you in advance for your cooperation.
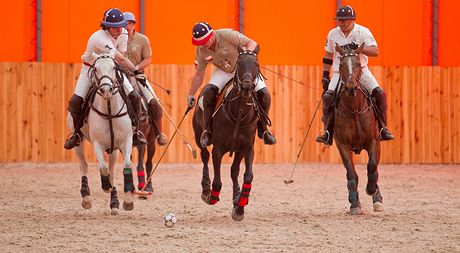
[1,1,35,61]
[42,0,138,63]
[145,0,237,64]
[439,0,460,66]
[2,0,459,66]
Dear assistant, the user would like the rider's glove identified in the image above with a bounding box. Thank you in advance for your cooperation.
[187,95,196,108]
[134,69,147,87]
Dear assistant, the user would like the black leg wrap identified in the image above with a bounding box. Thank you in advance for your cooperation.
[123,168,134,193]
[80,176,90,198]
[347,179,360,208]
[366,172,378,195]
[110,187,120,209]
[100,174,112,192]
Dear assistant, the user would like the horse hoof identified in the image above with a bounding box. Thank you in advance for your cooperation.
[81,196,92,209]
[349,207,362,215]
[123,201,134,211]
[231,207,245,221]
[138,195,147,200]
[201,193,211,205]
[111,208,119,215]
[373,202,384,212]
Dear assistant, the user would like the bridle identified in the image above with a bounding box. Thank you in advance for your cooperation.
[88,55,122,98]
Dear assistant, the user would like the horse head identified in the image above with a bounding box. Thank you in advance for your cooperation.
[91,51,118,100]
[335,43,364,96]
[236,46,260,97]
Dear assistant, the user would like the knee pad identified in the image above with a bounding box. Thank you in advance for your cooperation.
[129,90,141,100]
[322,90,334,105]
[371,87,384,97]
[68,94,84,115]
[148,100,163,119]
[202,84,219,106]
[256,87,271,110]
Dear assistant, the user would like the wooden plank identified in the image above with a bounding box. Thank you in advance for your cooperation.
[0,63,7,161]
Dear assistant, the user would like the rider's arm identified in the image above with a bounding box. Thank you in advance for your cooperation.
[136,56,152,71]
[361,45,379,57]
[188,69,206,97]
[114,50,138,72]
[243,39,258,52]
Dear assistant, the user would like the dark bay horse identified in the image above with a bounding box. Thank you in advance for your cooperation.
[135,105,156,194]
[192,48,261,221]
[333,43,384,215]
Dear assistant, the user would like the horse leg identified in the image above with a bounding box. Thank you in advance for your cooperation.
[232,147,254,221]
[337,144,361,215]
[108,152,120,214]
[230,152,244,205]
[366,144,384,212]
[136,144,146,191]
[75,144,91,209]
[144,131,156,193]
[199,146,211,203]
[203,148,223,205]
[93,142,112,193]
[120,142,134,211]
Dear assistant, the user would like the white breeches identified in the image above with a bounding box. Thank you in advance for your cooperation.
[208,67,267,93]
[328,66,379,93]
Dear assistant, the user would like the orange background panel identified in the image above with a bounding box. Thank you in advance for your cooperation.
[245,0,336,65]
[42,0,138,63]
[380,0,432,66]
[145,0,237,64]
[1,1,35,61]
[439,0,460,66]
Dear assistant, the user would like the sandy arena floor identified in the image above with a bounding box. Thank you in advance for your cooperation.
[0,162,459,252]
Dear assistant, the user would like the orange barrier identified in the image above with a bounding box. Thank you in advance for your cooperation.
[1,0,458,65]
[0,62,459,164]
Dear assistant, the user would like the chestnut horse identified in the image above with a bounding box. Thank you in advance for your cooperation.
[333,43,384,215]
[192,48,261,221]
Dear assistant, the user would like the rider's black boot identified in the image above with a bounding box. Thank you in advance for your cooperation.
[256,88,276,145]
[315,90,334,145]
[200,84,219,148]
[372,87,394,141]
[64,94,84,150]
[129,90,147,146]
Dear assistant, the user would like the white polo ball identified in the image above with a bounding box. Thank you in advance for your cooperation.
[163,213,177,228]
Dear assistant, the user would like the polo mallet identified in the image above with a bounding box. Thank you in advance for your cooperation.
[134,106,193,196]
[141,79,197,159]
[284,99,322,185]
[145,76,171,95]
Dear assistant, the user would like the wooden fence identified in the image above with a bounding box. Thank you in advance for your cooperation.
[0,63,459,164]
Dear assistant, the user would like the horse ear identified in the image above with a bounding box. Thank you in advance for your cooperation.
[335,43,344,55]
[253,45,260,55]
[237,45,243,54]
[356,43,365,54]
[92,52,100,59]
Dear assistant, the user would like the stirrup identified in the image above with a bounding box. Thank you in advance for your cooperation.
[64,132,82,149]
[315,129,332,145]
[156,133,168,146]
[200,130,213,148]
[262,130,276,145]
[379,127,394,141]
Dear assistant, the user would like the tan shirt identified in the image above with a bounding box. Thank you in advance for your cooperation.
[195,29,251,73]
[126,32,152,66]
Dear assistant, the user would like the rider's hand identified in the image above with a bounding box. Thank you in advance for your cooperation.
[187,95,196,108]
[134,70,147,87]
[321,71,330,92]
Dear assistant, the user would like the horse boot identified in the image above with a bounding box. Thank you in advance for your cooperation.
[148,99,168,146]
[64,94,85,149]
[372,87,394,141]
[315,90,334,145]
[200,84,219,148]
[128,90,148,146]
[256,88,276,145]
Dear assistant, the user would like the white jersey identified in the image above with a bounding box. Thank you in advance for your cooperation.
[81,29,128,64]
[325,23,377,72]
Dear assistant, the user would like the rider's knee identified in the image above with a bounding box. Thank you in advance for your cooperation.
[256,87,271,109]
[371,86,385,96]
[322,90,334,103]
[68,94,84,114]
[129,89,141,100]
[202,84,219,106]
[148,99,163,118]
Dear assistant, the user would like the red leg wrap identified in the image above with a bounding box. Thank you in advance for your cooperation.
[137,170,145,177]
[238,183,252,207]
[209,190,220,205]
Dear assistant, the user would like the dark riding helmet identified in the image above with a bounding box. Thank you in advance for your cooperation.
[334,5,356,20]
[192,22,214,46]
[102,8,127,28]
